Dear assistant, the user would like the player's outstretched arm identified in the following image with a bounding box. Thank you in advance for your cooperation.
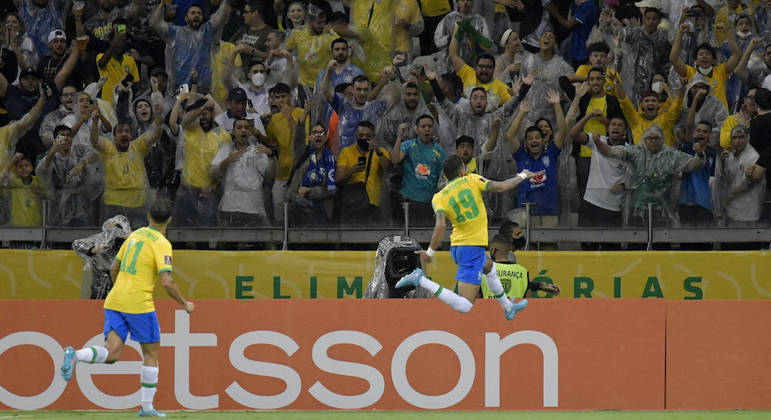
[487,170,534,193]
[416,211,446,264]
[160,272,194,313]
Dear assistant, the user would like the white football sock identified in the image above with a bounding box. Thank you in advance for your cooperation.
[140,366,159,412]
[76,346,108,363]
[484,263,513,311]
[418,275,473,313]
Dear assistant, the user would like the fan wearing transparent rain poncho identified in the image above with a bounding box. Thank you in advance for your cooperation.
[592,124,707,227]
[72,215,131,299]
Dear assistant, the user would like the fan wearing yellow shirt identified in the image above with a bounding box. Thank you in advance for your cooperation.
[670,22,741,111]
[395,155,533,320]
[448,20,511,107]
[60,198,194,418]
[90,103,163,229]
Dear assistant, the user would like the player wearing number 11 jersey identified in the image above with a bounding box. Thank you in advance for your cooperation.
[396,155,534,319]
[59,199,194,418]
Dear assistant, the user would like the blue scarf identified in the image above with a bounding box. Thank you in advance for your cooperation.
[302,146,337,193]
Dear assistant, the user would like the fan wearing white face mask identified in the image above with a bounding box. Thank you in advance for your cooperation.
[671,18,742,111]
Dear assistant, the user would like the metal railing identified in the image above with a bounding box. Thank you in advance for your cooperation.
[0,201,768,250]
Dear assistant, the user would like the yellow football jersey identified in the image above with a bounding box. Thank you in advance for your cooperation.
[104,226,173,314]
[99,136,149,208]
[432,173,490,246]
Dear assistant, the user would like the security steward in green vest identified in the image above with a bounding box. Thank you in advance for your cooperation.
[481,233,561,299]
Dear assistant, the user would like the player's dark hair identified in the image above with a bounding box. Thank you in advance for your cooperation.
[53,125,71,137]
[587,42,610,55]
[330,37,348,50]
[269,83,291,95]
[442,155,465,180]
[149,198,173,224]
[416,114,434,126]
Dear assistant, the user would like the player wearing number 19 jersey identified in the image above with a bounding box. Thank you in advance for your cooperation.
[59,199,194,418]
[396,154,534,319]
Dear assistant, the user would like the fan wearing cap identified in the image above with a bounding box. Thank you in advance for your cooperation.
[3,66,59,159]
[671,16,742,111]
[215,87,266,136]
[38,29,82,89]
[494,29,525,85]
[612,69,684,147]
[13,0,64,61]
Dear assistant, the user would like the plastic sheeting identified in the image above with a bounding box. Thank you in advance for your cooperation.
[520,53,573,129]
[433,12,491,75]
[72,215,131,299]
[35,144,101,226]
[364,235,433,299]
[606,26,672,106]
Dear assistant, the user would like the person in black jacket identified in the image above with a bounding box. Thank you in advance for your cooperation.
[747,88,771,211]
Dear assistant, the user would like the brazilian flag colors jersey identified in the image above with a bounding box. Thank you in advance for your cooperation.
[481,261,529,299]
[104,226,173,314]
[431,173,490,246]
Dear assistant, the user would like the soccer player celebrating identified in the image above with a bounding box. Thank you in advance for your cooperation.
[396,154,534,319]
[60,198,194,418]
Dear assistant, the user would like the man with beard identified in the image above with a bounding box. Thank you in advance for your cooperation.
[175,96,232,227]
[569,114,629,249]
[671,22,741,111]
[285,5,338,89]
[679,119,717,231]
[391,115,446,226]
[36,124,98,227]
[376,82,425,150]
[314,38,364,92]
[14,0,65,59]
[91,101,164,228]
[96,19,139,103]
[38,29,83,89]
[39,83,77,147]
[211,118,275,227]
[321,62,394,150]
[448,21,510,109]
[574,68,623,198]
[150,0,231,93]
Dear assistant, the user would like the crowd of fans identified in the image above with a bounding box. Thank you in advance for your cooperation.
[0,0,770,249]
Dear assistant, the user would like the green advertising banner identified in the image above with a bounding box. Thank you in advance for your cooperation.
[0,250,769,300]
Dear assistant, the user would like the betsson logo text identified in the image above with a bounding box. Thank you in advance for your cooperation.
[0,311,558,410]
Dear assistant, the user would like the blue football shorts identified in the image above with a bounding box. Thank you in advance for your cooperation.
[103,309,160,343]
[450,245,486,285]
